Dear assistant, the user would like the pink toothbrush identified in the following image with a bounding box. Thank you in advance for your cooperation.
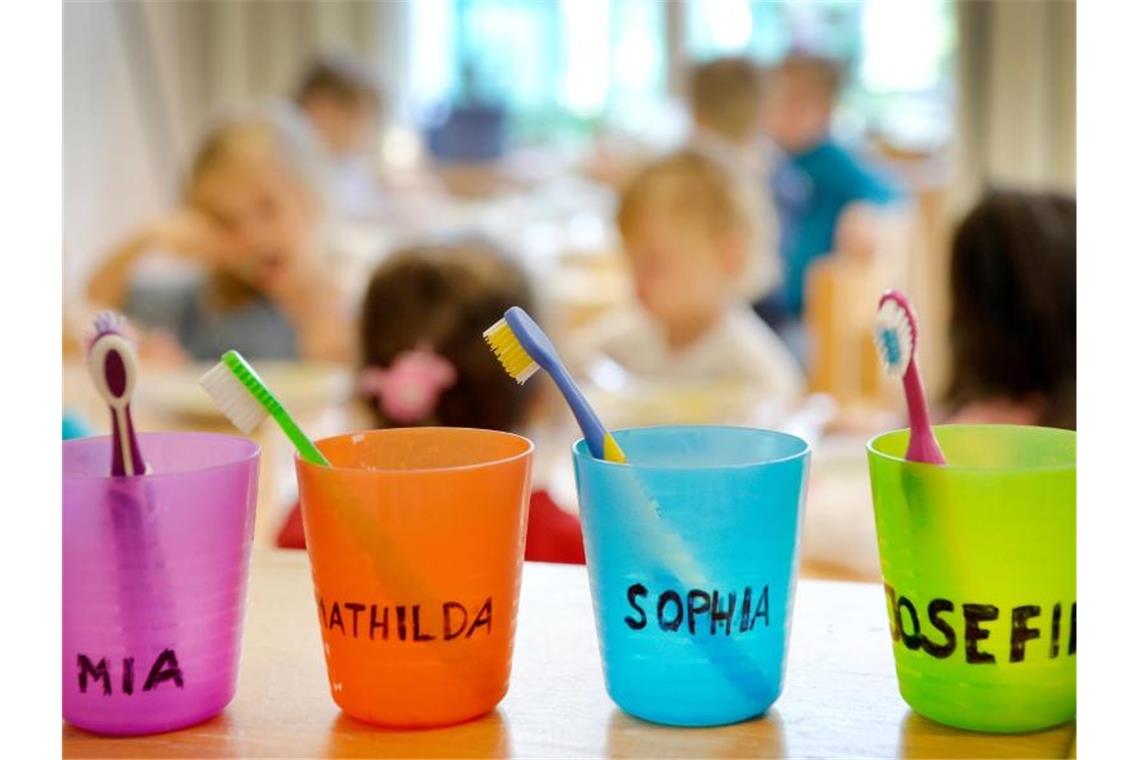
[872,290,946,465]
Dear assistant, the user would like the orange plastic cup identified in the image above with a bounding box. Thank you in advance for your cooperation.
[295,427,533,728]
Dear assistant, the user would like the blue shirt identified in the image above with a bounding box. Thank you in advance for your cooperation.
[771,139,900,316]
[126,277,298,361]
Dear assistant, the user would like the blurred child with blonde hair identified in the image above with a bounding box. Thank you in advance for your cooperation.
[687,56,780,299]
[86,103,352,363]
[573,150,802,402]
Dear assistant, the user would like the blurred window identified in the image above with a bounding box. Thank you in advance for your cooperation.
[687,0,956,151]
[409,0,954,150]
[410,0,666,144]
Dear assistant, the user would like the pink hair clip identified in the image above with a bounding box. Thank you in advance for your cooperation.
[358,345,458,424]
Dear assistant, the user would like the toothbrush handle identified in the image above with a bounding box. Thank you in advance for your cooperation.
[122,405,146,475]
[547,363,624,462]
[903,361,946,464]
[109,407,127,477]
[269,404,330,466]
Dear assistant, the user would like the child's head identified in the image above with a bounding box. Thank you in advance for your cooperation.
[947,189,1076,429]
[688,56,765,147]
[294,52,382,158]
[358,240,536,431]
[185,104,323,290]
[617,150,759,342]
[766,53,843,153]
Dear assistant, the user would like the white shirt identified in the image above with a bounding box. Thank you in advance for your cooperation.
[569,304,804,405]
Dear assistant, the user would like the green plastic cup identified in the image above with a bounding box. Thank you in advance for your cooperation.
[866,424,1075,733]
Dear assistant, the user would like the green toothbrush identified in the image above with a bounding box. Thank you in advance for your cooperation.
[199,349,330,466]
[199,348,490,704]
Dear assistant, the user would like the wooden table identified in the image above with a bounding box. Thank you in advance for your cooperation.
[63,553,1074,758]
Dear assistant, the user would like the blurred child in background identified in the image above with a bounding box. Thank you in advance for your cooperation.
[86,104,352,363]
[945,189,1076,429]
[277,240,586,564]
[687,56,780,301]
[294,52,385,221]
[759,54,901,337]
[572,150,802,402]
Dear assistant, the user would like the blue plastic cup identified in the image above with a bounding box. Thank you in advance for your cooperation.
[573,425,810,727]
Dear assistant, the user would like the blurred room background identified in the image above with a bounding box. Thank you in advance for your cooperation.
[63,0,1075,579]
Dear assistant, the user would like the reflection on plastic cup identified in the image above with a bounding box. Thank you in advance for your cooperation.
[296,427,533,728]
[867,425,1076,733]
[574,425,810,727]
[63,432,260,736]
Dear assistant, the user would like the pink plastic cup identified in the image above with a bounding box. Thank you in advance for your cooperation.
[63,432,259,735]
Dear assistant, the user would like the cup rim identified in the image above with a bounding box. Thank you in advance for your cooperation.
[298,426,535,475]
[63,431,260,481]
[866,423,1076,473]
[572,424,811,471]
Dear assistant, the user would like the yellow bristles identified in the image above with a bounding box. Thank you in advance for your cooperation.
[482,318,540,384]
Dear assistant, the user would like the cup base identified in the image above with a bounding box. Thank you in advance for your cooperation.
[906,703,1076,735]
[337,704,498,731]
[616,701,769,728]
[899,677,1075,734]
[610,683,774,729]
[331,677,508,730]
[337,706,499,733]
[64,699,230,737]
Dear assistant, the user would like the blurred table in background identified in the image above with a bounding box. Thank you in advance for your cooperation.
[62,554,1074,758]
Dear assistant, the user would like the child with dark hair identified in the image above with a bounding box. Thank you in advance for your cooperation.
[277,240,586,563]
[295,51,382,158]
[294,51,385,220]
[946,189,1076,429]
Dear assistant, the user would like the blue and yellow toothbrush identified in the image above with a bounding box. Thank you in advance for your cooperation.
[484,306,626,463]
[484,306,776,705]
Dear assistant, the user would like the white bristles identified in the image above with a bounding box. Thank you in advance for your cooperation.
[872,297,915,377]
[483,318,540,384]
[93,310,123,335]
[199,361,268,434]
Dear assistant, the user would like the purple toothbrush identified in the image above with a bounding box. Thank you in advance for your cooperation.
[87,312,148,476]
[85,314,172,655]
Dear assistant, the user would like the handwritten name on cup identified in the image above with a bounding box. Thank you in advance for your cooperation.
[317,596,493,642]
[622,583,771,635]
[884,583,1076,663]
[75,648,184,696]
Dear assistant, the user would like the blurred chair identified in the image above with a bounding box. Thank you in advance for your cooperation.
[803,206,913,406]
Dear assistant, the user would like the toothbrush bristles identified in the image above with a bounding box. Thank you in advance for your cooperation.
[93,311,122,335]
[872,298,914,377]
[483,318,540,384]
[199,361,268,434]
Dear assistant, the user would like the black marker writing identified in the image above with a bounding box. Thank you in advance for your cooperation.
[1010,605,1041,663]
[318,597,494,643]
[922,599,956,659]
[625,583,771,636]
[624,584,648,630]
[78,655,111,696]
[880,586,1075,665]
[77,649,183,696]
